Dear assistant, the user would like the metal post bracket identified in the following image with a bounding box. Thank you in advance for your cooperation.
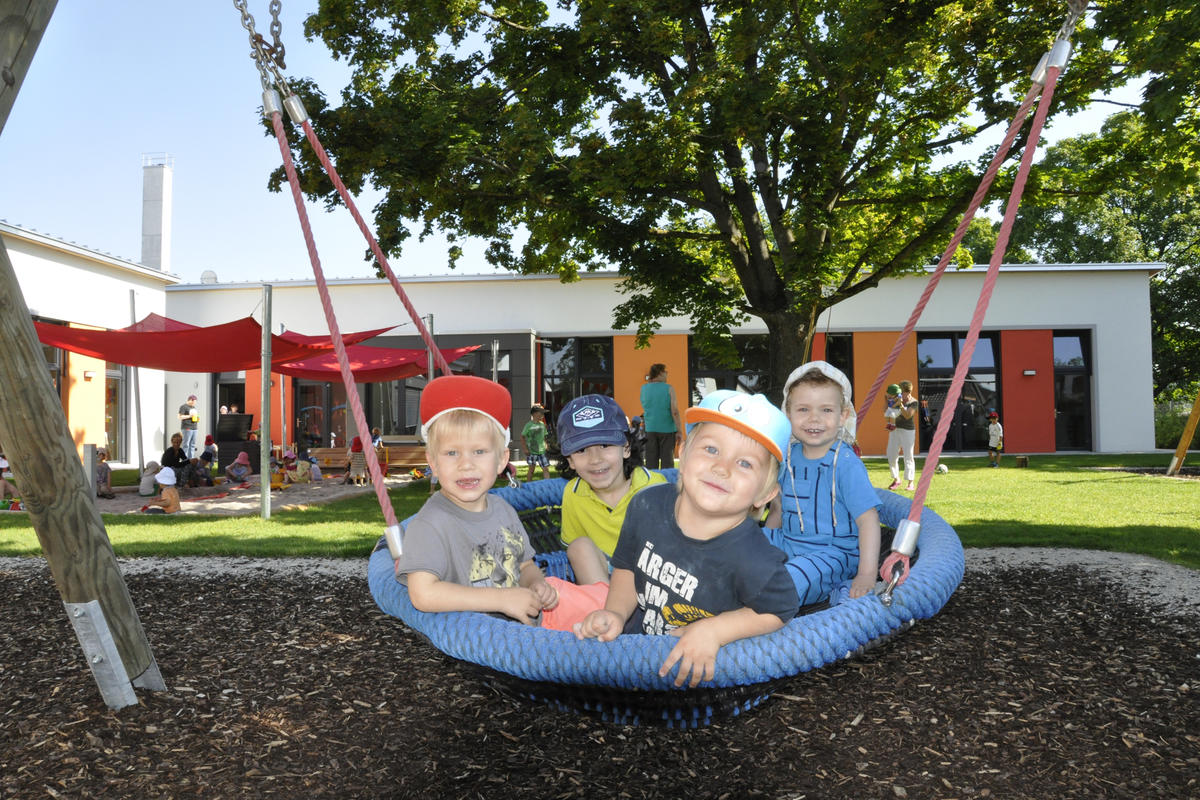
[64,599,139,710]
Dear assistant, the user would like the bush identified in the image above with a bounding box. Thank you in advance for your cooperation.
[1155,404,1199,450]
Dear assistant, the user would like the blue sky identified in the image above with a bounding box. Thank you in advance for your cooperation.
[0,3,1138,287]
[0,1,474,286]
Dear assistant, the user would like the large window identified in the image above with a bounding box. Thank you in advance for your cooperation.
[293,381,349,449]
[104,366,127,462]
[42,343,64,397]
[1053,330,1093,450]
[916,332,1001,451]
[688,335,770,405]
[541,337,613,433]
[824,334,854,388]
[363,344,512,438]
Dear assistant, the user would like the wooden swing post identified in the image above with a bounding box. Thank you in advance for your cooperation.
[1166,392,1200,477]
[0,0,164,710]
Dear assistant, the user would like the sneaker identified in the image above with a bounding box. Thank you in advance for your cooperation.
[887,480,900,490]
[905,482,915,491]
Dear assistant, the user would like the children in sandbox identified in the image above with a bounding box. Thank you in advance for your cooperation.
[574,390,800,687]
[763,361,882,603]
[225,451,253,484]
[142,467,181,514]
[392,376,606,631]
[554,394,666,586]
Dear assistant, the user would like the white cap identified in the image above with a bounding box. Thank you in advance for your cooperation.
[155,467,177,486]
[781,360,857,445]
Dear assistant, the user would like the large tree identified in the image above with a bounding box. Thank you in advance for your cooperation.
[1006,112,1200,398]
[280,0,1198,396]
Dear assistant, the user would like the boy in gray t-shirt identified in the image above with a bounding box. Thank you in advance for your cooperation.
[394,376,605,629]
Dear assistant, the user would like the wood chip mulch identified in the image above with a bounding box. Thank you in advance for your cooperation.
[1,562,1196,799]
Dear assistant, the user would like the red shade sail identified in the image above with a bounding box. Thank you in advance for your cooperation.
[275,344,481,383]
[33,316,393,373]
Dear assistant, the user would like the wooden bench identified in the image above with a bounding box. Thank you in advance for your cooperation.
[304,443,428,476]
[307,448,348,472]
[378,443,428,474]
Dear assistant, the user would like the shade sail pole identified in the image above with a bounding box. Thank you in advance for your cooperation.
[260,284,272,520]
[129,291,144,470]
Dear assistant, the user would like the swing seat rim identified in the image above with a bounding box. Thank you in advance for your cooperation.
[367,479,964,693]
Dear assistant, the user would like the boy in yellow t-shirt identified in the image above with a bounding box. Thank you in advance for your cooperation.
[556,394,666,586]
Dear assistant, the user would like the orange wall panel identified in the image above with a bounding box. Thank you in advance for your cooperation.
[613,334,689,423]
[242,370,291,445]
[999,330,1056,453]
[811,333,826,361]
[63,343,107,459]
[851,332,918,457]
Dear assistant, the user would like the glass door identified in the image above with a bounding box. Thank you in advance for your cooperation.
[1053,332,1093,450]
[916,333,1001,452]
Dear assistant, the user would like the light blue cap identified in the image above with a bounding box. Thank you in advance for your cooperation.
[685,390,791,463]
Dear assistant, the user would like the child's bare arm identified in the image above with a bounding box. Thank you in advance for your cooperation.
[661,608,785,688]
[406,570,542,624]
[850,508,882,599]
[575,568,638,641]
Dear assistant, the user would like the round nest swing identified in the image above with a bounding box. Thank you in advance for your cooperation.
[367,474,964,727]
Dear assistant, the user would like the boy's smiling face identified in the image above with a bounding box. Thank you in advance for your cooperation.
[785,382,849,459]
[566,442,630,497]
[427,414,507,512]
[676,422,778,535]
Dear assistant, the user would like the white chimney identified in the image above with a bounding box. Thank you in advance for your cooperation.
[141,153,173,270]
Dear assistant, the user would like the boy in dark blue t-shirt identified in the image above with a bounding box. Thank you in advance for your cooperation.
[575,390,799,688]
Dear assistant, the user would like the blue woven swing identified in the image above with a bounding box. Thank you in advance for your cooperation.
[367,472,964,727]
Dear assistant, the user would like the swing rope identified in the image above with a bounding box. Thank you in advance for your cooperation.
[854,85,1040,428]
[294,116,451,377]
[266,103,399,532]
[235,2,411,543]
[872,2,1086,595]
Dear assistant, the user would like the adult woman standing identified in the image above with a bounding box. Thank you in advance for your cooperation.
[885,380,919,490]
[639,363,682,471]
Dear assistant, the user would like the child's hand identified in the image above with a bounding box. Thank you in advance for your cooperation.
[661,620,721,688]
[574,609,622,641]
[531,579,559,610]
[498,587,544,625]
[850,573,875,599]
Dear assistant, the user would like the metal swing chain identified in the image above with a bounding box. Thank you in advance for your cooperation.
[233,0,291,94]
[1057,0,1089,44]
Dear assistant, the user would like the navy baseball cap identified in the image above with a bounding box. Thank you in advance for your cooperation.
[557,395,629,456]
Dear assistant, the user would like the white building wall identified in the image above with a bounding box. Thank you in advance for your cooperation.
[822,265,1156,451]
[166,263,1160,453]
[3,224,176,463]
[167,273,693,337]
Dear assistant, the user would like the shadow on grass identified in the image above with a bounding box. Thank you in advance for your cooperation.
[0,484,436,558]
[954,519,1200,570]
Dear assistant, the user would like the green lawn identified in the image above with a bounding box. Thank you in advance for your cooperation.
[0,454,1196,569]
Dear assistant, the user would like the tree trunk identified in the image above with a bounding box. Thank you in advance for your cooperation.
[761,308,812,405]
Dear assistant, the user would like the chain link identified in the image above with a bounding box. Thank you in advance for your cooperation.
[1056,0,1089,43]
[269,0,286,68]
[232,0,292,96]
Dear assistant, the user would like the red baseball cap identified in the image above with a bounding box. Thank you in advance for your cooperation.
[420,376,511,442]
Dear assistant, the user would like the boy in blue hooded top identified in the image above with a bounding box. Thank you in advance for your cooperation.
[765,361,882,605]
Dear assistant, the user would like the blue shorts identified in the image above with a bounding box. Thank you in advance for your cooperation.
[528,453,549,468]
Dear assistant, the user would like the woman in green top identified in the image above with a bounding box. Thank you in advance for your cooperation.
[639,363,683,470]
